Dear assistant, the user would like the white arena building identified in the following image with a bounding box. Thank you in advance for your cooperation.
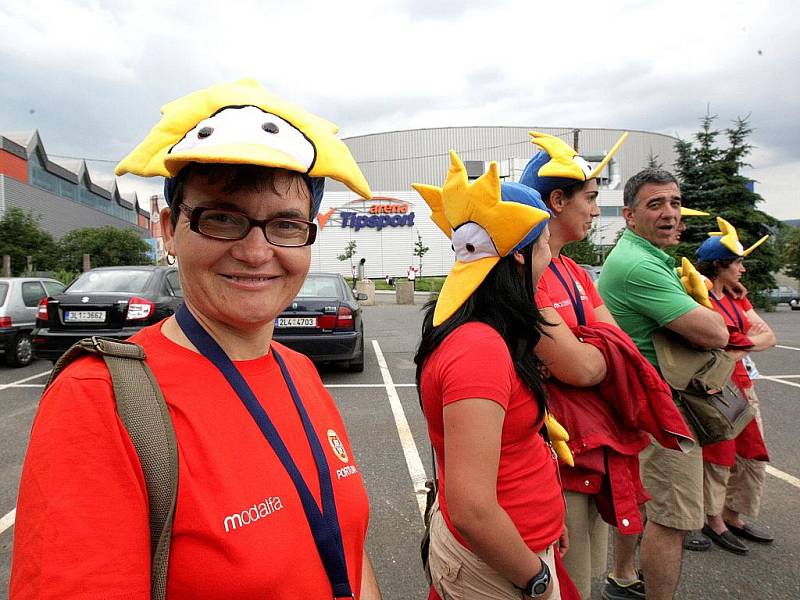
[311,127,678,279]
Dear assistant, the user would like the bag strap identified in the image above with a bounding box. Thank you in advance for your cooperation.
[47,337,178,600]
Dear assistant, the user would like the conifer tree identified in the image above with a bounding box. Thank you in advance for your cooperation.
[673,114,780,299]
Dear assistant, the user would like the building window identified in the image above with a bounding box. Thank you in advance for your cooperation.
[600,206,623,217]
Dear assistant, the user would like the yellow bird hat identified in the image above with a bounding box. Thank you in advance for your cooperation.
[115,78,371,214]
[696,217,769,261]
[413,151,550,326]
[519,131,628,196]
[680,207,710,217]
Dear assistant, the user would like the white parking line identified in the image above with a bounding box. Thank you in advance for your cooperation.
[766,466,800,489]
[372,340,428,519]
[3,384,45,388]
[0,508,15,535]
[764,375,800,379]
[760,377,800,390]
[776,345,800,352]
[0,370,52,392]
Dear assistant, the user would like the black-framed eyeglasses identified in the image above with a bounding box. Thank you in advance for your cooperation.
[177,203,317,247]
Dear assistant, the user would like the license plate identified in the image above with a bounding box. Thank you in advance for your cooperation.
[276,317,316,328]
[64,310,106,323]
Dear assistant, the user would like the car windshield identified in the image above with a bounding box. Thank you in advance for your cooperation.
[297,277,340,298]
[68,270,152,293]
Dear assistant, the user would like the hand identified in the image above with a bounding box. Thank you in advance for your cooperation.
[558,526,570,557]
[747,321,768,336]
[724,281,748,299]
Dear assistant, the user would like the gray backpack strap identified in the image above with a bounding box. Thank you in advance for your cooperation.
[47,336,178,600]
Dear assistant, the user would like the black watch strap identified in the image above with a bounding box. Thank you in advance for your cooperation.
[520,558,551,597]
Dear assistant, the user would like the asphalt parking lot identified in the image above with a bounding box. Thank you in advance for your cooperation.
[1,302,798,599]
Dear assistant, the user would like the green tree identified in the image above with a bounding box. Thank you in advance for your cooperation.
[783,226,800,281]
[646,150,664,169]
[673,113,780,301]
[337,240,357,283]
[0,207,58,275]
[413,231,429,278]
[58,226,153,272]
[562,226,601,265]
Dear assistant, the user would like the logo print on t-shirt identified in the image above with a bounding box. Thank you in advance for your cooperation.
[327,429,349,463]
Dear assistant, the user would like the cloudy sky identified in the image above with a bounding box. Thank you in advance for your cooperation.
[2,0,797,218]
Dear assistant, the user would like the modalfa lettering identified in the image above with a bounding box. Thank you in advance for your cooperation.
[223,496,284,533]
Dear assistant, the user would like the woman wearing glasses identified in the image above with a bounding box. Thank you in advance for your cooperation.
[11,80,382,599]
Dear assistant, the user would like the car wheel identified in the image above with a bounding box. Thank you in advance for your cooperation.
[6,332,33,367]
[347,333,365,372]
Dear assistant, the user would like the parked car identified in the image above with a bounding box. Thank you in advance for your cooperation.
[273,273,367,372]
[33,266,183,362]
[578,264,602,281]
[766,285,799,306]
[0,277,66,367]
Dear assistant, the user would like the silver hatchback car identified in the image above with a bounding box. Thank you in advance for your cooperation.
[0,277,65,367]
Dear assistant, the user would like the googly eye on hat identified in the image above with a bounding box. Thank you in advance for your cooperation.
[115,78,371,217]
[413,151,550,326]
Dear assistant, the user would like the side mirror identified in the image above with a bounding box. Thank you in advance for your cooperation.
[357,293,369,301]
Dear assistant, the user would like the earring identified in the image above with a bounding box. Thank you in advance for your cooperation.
[165,253,176,266]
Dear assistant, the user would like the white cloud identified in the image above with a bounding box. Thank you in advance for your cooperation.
[1,0,797,218]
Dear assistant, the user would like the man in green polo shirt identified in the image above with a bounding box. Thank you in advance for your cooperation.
[597,169,729,600]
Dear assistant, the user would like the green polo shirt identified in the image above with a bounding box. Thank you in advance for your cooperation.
[597,228,698,368]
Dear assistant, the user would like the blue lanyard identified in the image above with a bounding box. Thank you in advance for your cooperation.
[548,259,587,326]
[175,304,353,599]
[710,293,744,332]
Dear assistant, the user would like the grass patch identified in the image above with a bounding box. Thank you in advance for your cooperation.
[372,277,445,292]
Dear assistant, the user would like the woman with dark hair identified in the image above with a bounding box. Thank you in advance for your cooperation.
[695,218,776,554]
[519,132,695,600]
[413,152,567,600]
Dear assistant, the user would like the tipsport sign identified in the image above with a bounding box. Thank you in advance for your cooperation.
[317,197,416,233]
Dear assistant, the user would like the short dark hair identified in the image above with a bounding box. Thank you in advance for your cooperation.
[696,258,737,280]
[544,179,589,208]
[168,163,309,226]
[623,168,679,208]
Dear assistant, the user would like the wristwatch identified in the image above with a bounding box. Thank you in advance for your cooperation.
[519,559,551,598]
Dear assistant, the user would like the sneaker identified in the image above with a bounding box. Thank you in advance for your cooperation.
[683,529,712,551]
[601,572,645,600]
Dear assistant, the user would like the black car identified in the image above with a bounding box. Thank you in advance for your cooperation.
[33,266,183,362]
[273,273,366,372]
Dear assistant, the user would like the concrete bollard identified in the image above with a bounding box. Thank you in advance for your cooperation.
[355,279,376,306]
[395,279,414,305]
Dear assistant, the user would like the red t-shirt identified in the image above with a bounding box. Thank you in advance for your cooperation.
[11,324,370,599]
[710,293,753,390]
[419,322,564,553]
[535,256,604,327]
